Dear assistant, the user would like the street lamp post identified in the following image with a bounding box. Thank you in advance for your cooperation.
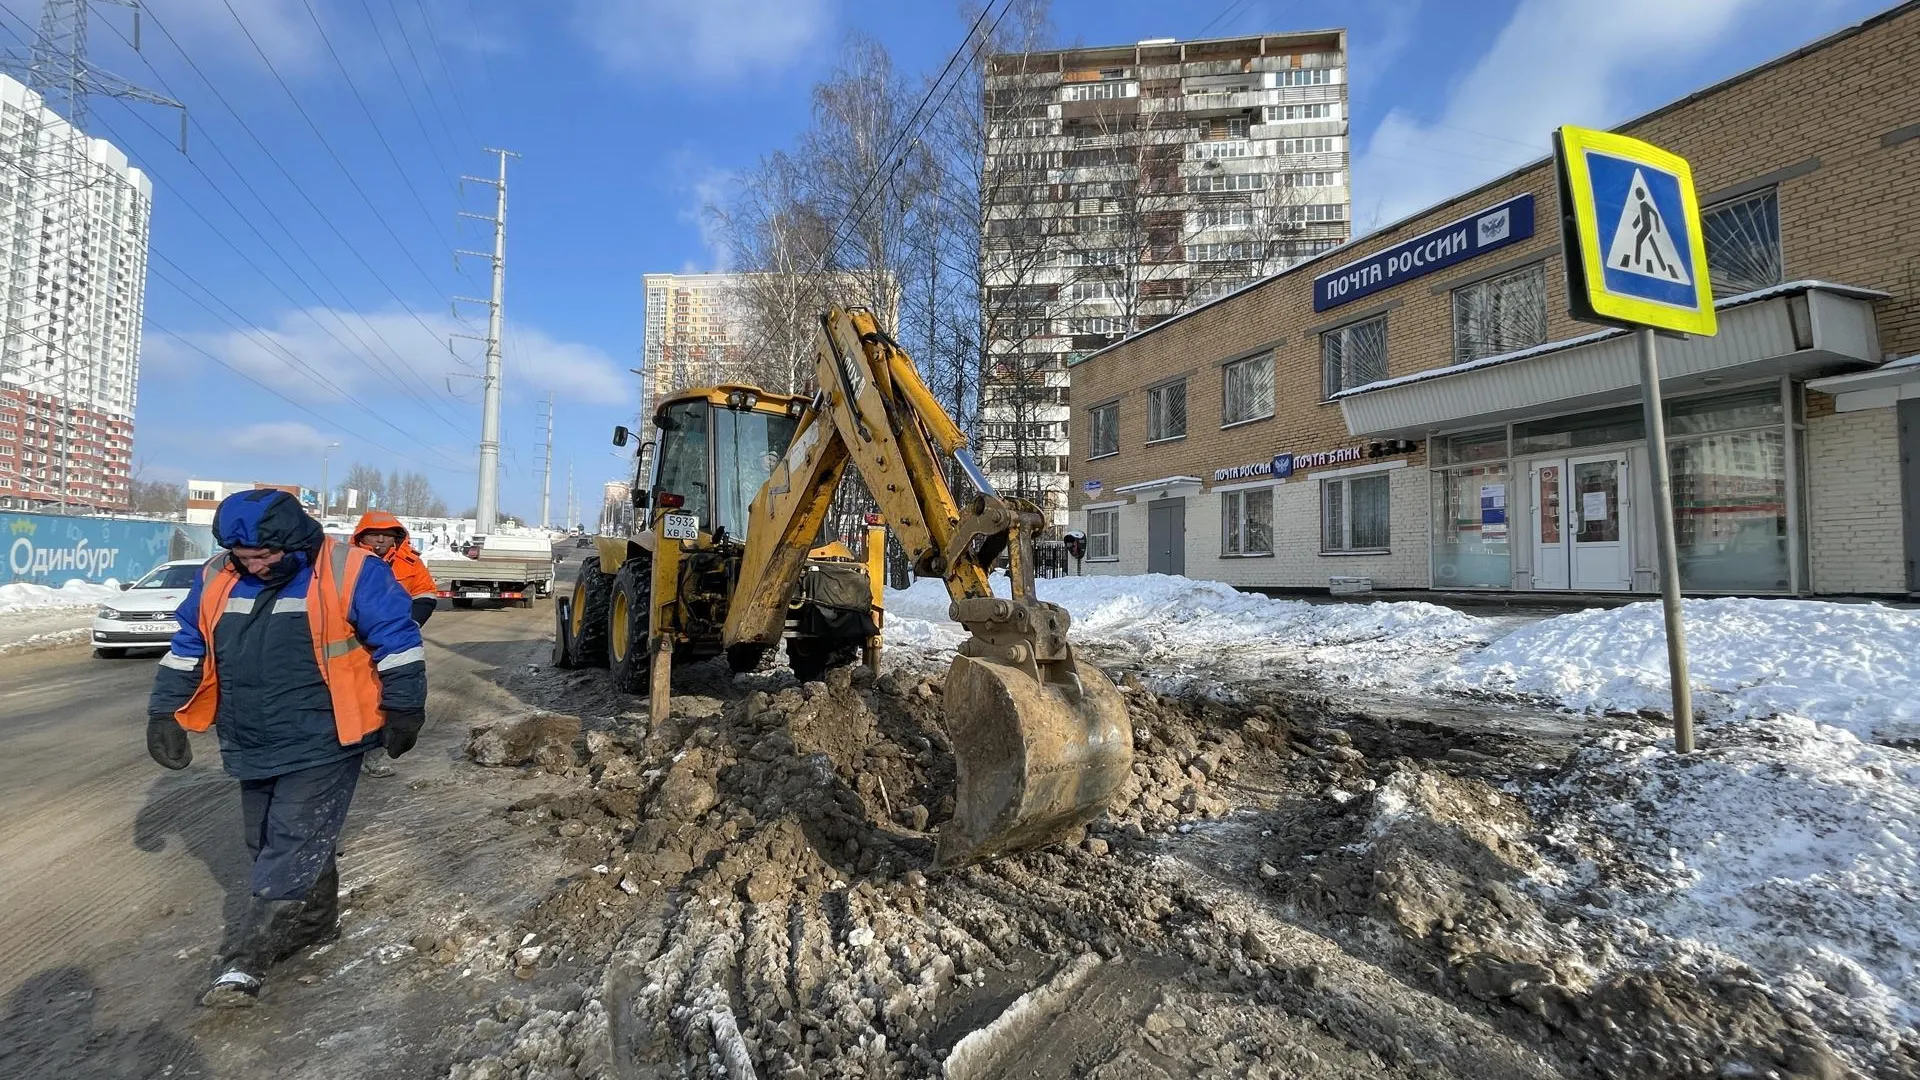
[320,441,341,521]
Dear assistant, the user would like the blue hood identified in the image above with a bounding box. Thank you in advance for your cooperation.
[214,489,325,553]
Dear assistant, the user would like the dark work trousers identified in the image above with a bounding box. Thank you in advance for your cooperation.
[238,754,363,900]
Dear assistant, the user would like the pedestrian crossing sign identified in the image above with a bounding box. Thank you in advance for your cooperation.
[1554,125,1717,336]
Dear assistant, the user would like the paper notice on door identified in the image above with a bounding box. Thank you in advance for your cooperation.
[1582,491,1608,524]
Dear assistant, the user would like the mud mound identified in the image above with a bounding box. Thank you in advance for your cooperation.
[1260,759,1864,1079]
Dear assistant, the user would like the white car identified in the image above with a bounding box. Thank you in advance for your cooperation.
[92,558,201,658]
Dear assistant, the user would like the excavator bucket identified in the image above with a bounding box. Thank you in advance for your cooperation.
[936,653,1133,867]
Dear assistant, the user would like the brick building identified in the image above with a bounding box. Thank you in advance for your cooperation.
[1067,3,1920,598]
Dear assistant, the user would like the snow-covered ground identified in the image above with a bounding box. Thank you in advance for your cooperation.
[0,579,124,655]
[1441,597,1920,744]
[883,574,1495,692]
[0,578,123,615]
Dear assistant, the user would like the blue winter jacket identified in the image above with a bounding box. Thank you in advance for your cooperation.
[149,490,427,779]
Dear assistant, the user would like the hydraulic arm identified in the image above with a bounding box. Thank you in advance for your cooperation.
[721,308,1133,866]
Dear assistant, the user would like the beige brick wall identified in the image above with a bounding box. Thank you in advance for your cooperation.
[1068,4,1920,593]
[1806,407,1904,593]
[1073,463,1431,587]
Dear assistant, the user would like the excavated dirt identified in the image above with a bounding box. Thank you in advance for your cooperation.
[440,659,1902,1080]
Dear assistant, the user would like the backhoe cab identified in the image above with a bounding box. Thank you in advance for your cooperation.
[556,384,883,691]
[556,308,1133,867]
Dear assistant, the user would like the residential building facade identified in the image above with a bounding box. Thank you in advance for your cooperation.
[1068,4,1920,598]
[641,271,897,420]
[0,75,151,512]
[185,480,309,527]
[981,30,1352,529]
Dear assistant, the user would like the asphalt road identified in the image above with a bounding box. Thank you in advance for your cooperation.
[0,601,568,1079]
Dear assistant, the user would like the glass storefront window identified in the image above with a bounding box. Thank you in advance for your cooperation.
[1432,462,1511,588]
[1513,404,1644,455]
[1664,386,1782,436]
[1434,427,1508,465]
[1671,429,1789,591]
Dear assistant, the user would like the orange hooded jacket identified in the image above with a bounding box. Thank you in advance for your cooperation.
[351,510,438,600]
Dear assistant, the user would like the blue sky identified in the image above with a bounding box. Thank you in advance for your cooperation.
[1,0,1886,524]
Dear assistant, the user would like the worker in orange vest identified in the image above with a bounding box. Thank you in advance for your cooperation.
[147,490,426,1007]
[351,510,438,778]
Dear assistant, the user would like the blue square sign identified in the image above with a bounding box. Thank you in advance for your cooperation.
[1584,150,1698,309]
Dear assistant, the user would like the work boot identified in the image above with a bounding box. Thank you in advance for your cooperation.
[361,752,395,778]
[276,858,341,961]
[200,896,303,1008]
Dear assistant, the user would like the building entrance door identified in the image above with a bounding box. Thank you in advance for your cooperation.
[1148,497,1185,576]
[1530,453,1632,590]
[1530,461,1569,590]
[1901,399,1920,593]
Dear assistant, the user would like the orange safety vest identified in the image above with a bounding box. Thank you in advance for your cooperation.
[172,538,388,745]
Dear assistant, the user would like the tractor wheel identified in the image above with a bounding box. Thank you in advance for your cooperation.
[568,556,613,668]
[786,637,861,684]
[608,560,652,693]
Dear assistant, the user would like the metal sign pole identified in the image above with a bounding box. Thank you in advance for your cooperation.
[1634,328,1694,752]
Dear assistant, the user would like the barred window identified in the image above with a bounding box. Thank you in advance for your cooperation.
[1088,402,1118,458]
[1452,264,1547,363]
[1322,474,1390,552]
[1147,379,1187,442]
[1702,188,1783,297]
[1222,353,1274,425]
[1221,488,1273,555]
[1322,314,1388,398]
[1087,508,1118,560]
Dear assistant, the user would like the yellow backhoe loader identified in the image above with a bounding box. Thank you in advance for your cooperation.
[556,307,1132,866]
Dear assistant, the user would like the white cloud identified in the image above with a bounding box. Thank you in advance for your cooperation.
[223,420,339,456]
[1351,0,1832,231]
[571,0,831,81]
[147,306,628,410]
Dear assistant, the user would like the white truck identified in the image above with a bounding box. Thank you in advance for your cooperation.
[431,534,555,608]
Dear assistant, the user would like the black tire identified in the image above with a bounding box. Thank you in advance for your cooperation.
[787,638,861,684]
[608,561,650,693]
[451,598,475,610]
[568,556,612,668]
[552,595,576,669]
[93,647,126,659]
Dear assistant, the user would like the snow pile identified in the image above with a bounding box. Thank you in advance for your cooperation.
[0,578,124,615]
[1531,715,1920,1061]
[422,547,475,564]
[1445,598,1920,742]
[884,573,1491,687]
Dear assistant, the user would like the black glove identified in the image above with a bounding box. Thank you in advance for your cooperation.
[382,708,426,759]
[147,714,191,770]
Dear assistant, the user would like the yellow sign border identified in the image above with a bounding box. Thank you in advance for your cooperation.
[1559,125,1717,336]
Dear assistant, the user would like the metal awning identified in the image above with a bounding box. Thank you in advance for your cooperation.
[1113,475,1203,495]
[1806,354,1920,412]
[1337,281,1888,437]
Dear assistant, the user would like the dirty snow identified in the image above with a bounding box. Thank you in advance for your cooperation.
[1528,714,1920,1060]
[1443,598,1920,743]
[0,578,123,615]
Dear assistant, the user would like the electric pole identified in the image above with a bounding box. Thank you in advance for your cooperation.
[4,1,182,515]
[566,458,575,531]
[455,148,517,532]
[537,391,553,530]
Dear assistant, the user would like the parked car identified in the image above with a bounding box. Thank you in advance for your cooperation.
[92,558,201,658]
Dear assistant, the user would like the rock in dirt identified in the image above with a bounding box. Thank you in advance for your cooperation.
[468,714,581,772]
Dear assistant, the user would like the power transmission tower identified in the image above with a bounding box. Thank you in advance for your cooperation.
[1,1,181,515]
[565,457,575,531]
[536,391,553,530]
[455,147,517,532]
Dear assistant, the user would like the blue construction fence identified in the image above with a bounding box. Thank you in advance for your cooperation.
[2,511,218,587]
